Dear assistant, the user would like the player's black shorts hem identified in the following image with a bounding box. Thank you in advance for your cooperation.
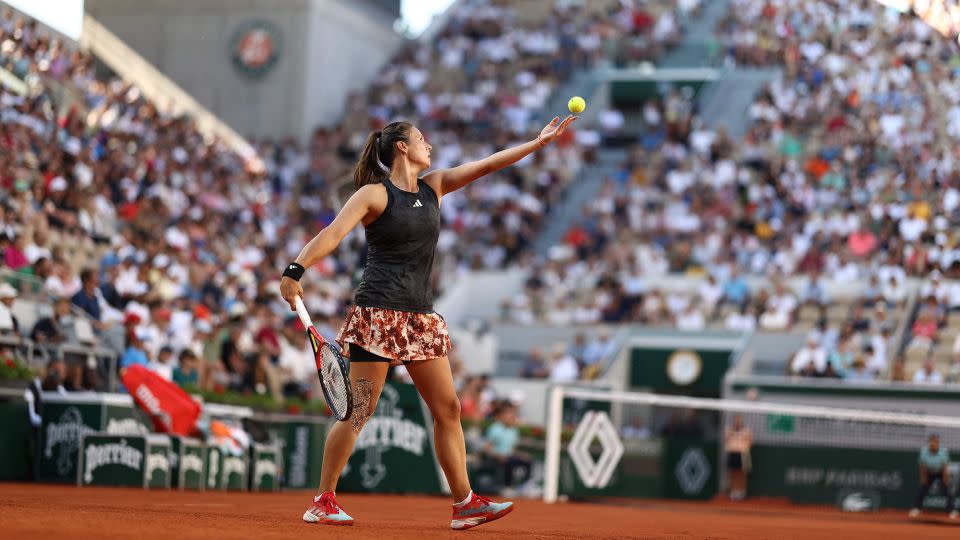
[726,452,743,471]
[349,343,411,365]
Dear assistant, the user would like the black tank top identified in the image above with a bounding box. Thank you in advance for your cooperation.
[354,178,440,313]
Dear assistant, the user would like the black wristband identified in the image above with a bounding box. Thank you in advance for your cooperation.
[282,262,305,281]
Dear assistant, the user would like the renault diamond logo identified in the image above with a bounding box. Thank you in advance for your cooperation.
[567,411,624,488]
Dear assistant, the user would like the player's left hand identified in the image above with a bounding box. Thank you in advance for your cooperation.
[536,115,577,147]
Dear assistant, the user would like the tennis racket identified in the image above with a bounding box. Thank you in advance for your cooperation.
[294,296,352,421]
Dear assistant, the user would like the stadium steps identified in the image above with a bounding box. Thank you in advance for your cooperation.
[532,147,628,257]
[658,0,731,68]
[697,68,780,139]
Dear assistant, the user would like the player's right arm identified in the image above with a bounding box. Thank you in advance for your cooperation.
[279,184,387,310]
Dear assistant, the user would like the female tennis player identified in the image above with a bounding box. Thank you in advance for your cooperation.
[279,115,576,530]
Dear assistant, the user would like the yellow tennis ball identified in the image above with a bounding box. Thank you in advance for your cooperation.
[568,96,586,114]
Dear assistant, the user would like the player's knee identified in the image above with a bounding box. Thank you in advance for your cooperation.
[433,395,461,425]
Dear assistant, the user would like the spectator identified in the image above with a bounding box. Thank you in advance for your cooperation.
[908,310,939,351]
[909,434,957,519]
[583,329,617,369]
[567,333,588,367]
[521,346,549,379]
[725,304,757,332]
[173,349,201,388]
[844,356,874,382]
[548,342,579,382]
[722,268,749,307]
[71,268,102,325]
[676,301,706,331]
[30,297,72,346]
[882,276,908,308]
[120,330,151,371]
[913,359,944,385]
[41,357,66,392]
[622,417,652,440]
[0,282,20,336]
[151,345,175,381]
[459,377,486,422]
[946,354,960,385]
[483,403,531,495]
[277,318,315,398]
[827,337,854,377]
[790,336,827,376]
[724,414,752,501]
[800,271,829,309]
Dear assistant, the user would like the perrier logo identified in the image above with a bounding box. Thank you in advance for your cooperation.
[45,407,95,475]
[83,439,143,484]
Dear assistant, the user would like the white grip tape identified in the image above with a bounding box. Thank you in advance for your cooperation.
[294,296,312,329]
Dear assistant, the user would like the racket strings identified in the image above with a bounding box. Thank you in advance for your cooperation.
[321,347,351,417]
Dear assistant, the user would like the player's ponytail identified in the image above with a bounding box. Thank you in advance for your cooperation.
[353,121,411,190]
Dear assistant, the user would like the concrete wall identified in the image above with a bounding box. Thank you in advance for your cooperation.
[84,0,402,141]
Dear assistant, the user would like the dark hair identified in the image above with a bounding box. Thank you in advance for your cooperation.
[353,121,412,190]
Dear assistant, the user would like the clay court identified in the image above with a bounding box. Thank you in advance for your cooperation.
[2,483,957,539]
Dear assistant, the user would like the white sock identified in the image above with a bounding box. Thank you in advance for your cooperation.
[454,491,473,507]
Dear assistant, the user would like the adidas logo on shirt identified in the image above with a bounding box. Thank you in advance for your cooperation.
[412,200,423,207]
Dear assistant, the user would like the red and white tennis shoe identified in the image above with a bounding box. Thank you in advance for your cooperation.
[302,491,354,526]
[450,491,513,530]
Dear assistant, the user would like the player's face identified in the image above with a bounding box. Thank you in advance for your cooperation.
[405,127,431,171]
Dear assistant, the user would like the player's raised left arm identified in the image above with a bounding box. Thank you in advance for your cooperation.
[424,115,576,196]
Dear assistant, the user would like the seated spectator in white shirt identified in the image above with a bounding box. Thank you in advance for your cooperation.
[881,275,907,308]
[913,359,944,385]
[790,336,827,375]
[800,271,829,307]
[759,306,790,330]
[149,346,175,381]
[676,302,706,331]
[920,269,949,305]
[725,304,757,332]
[548,343,579,382]
[699,274,724,316]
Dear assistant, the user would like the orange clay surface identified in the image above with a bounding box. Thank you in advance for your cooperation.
[1,483,958,539]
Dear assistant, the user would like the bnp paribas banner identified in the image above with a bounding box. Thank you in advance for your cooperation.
[748,445,960,510]
[338,382,446,495]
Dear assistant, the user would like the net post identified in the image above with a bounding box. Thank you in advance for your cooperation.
[544,385,564,503]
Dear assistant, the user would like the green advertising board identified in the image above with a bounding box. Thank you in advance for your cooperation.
[77,433,147,487]
[747,445,960,510]
[0,398,31,481]
[38,393,150,483]
[558,441,662,499]
[338,382,445,495]
[146,435,172,489]
[630,347,733,398]
[250,442,280,492]
[660,439,718,500]
[203,445,248,491]
[260,413,327,489]
[171,436,205,490]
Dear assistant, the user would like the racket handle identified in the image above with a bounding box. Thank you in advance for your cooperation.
[294,296,313,329]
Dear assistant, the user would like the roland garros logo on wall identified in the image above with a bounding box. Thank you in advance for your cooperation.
[230,20,282,79]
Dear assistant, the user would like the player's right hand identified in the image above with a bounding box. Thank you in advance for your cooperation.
[279,276,304,312]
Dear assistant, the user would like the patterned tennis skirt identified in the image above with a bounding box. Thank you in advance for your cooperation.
[336,305,452,366]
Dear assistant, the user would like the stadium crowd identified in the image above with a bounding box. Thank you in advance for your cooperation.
[501,0,960,384]
[0,0,695,397]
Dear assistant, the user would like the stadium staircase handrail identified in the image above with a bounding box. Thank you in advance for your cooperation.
[79,13,262,171]
[0,66,28,95]
[1,268,119,389]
